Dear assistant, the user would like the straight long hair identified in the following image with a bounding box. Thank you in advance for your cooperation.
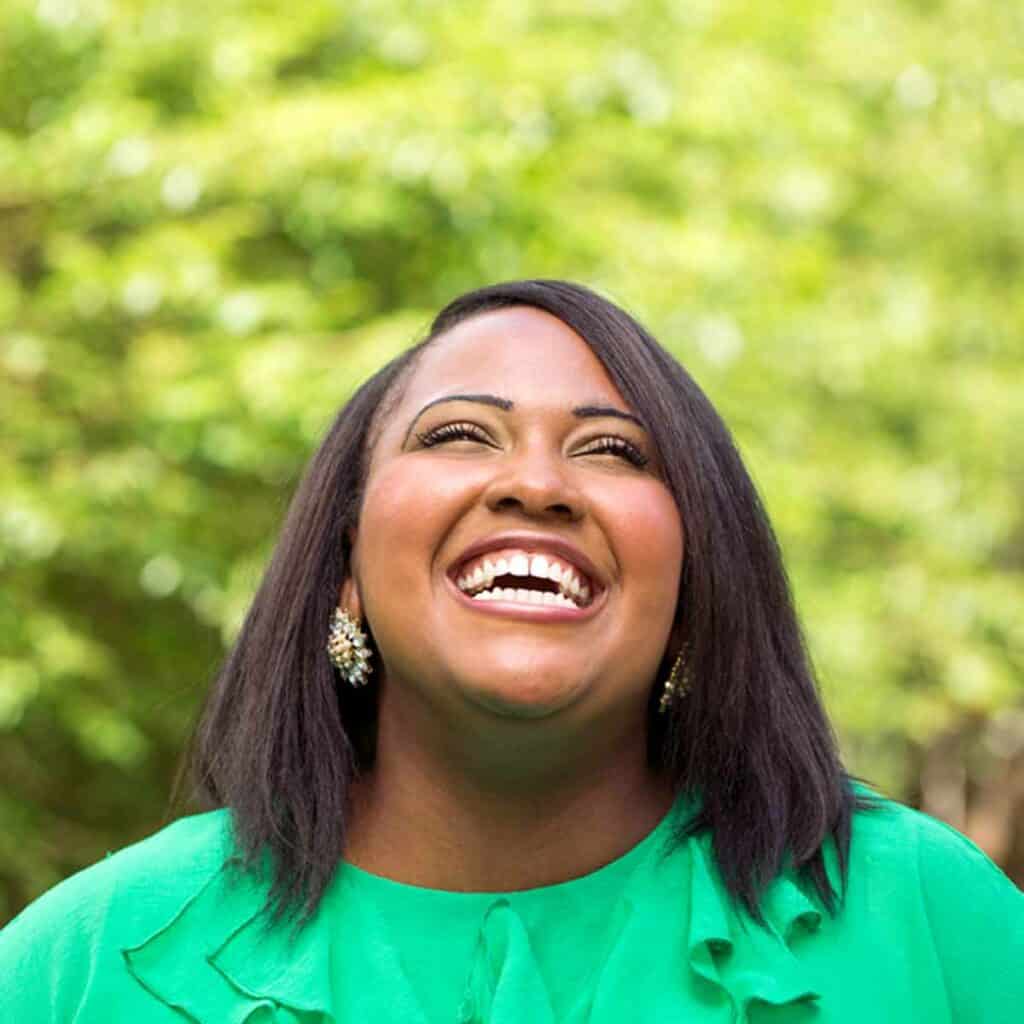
[179,279,868,926]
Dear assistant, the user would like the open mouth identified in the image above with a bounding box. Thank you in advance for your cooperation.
[452,550,596,610]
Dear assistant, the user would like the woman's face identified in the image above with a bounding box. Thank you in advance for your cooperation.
[345,307,684,747]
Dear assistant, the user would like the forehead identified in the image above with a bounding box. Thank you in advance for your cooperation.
[398,307,626,409]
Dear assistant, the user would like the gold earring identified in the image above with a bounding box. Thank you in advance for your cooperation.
[658,643,693,713]
[326,608,373,687]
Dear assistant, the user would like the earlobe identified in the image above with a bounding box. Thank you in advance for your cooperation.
[668,611,686,657]
[338,576,363,620]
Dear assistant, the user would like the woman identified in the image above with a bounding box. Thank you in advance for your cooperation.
[2,279,1021,1022]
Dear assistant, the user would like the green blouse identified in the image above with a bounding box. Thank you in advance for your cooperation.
[2,790,1022,1023]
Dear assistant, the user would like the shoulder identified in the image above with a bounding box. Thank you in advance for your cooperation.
[1,809,233,954]
[0,810,239,1022]
[846,784,1023,933]
[840,787,1024,1017]
[848,785,1015,882]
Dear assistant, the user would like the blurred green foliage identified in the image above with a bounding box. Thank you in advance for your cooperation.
[2,0,1023,919]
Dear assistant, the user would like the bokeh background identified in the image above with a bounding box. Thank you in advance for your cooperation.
[2,0,1023,921]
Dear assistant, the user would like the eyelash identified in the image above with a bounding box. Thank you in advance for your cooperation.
[585,436,650,468]
[415,422,490,446]
[415,422,650,469]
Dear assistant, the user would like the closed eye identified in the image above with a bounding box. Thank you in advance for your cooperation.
[576,436,649,468]
[415,423,649,469]
[415,422,492,447]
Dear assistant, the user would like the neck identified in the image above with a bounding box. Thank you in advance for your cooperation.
[345,695,674,892]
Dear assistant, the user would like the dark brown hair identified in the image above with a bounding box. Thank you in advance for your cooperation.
[178,279,871,926]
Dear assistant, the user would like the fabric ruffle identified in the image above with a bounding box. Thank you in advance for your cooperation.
[457,899,556,1023]
[453,831,825,1023]
[685,834,824,1020]
[123,823,827,1023]
[122,857,336,1024]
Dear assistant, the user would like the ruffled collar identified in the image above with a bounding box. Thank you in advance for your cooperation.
[123,808,827,1022]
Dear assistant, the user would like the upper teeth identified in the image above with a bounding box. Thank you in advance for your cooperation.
[455,549,592,606]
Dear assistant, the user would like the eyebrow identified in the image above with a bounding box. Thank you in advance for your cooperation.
[402,392,646,445]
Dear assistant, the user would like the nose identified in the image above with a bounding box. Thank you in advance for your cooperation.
[482,441,586,523]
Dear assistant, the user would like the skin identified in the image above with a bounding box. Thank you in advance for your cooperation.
[340,307,685,891]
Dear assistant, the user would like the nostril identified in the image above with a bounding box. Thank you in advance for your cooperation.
[492,497,577,521]
[484,468,586,521]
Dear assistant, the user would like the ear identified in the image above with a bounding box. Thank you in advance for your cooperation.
[338,528,363,619]
[666,613,687,664]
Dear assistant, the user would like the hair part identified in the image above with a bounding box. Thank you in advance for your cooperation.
[177,279,871,928]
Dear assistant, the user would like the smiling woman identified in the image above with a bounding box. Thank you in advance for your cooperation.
[2,280,1022,1023]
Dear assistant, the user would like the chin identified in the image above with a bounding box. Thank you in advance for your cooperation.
[460,673,585,721]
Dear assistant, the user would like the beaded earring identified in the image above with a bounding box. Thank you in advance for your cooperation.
[326,608,373,688]
[658,643,693,713]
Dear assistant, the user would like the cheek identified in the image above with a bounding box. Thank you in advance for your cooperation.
[605,483,684,608]
[356,467,438,644]
[357,461,478,585]
[359,464,431,566]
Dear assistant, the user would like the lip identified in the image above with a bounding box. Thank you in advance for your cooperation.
[446,531,607,596]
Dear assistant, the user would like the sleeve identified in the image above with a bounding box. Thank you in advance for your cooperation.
[0,861,114,1023]
[915,810,1024,1022]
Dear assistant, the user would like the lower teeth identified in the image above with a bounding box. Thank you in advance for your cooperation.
[471,587,578,608]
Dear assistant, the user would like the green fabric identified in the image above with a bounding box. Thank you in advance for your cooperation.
[2,790,1022,1023]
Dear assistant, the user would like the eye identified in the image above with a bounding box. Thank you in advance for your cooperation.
[415,421,492,447]
[577,436,650,468]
